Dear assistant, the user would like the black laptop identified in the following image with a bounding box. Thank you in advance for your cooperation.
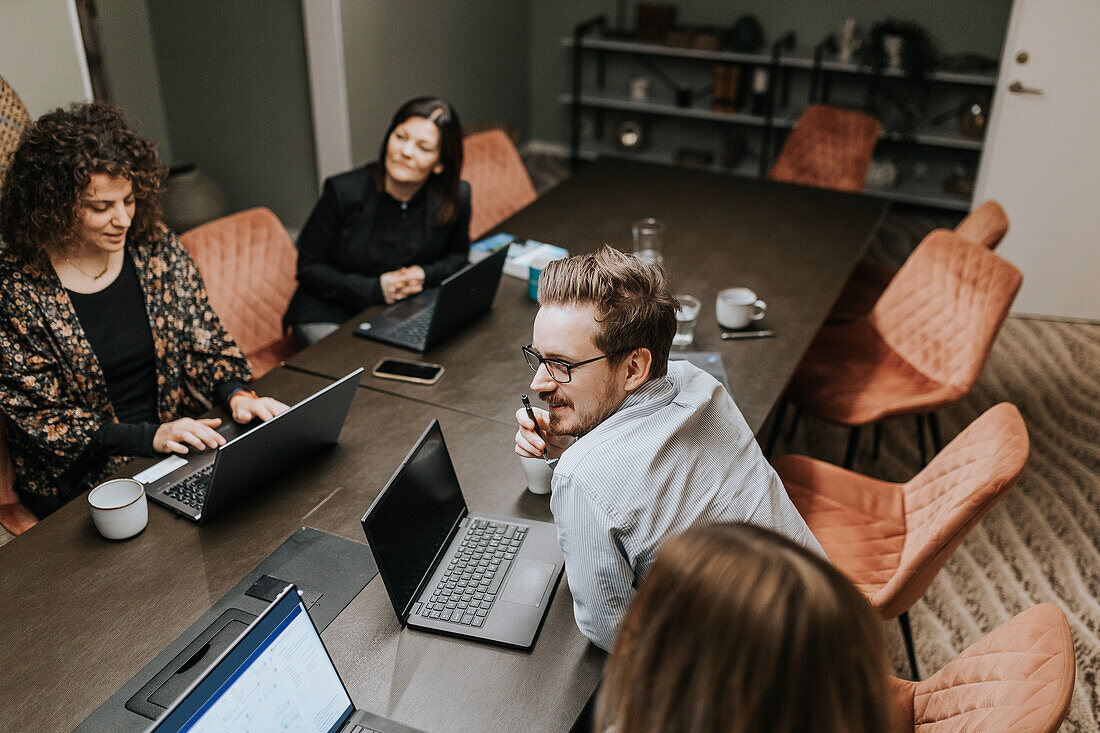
[147,584,424,733]
[353,245,508,352]
[140,369,362,525]
[361,420,563,649]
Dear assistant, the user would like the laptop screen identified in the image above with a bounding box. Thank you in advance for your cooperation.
[151,589,354,733]
[363,420,467,619]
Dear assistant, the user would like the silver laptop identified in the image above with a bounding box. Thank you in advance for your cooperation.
[147,584,424,733]
[361,420,563,649]
[141,369,362,525]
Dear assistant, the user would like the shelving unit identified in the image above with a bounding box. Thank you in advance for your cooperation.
[561,17,998,211]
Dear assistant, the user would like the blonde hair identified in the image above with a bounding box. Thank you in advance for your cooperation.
[598,523,892,733]
[537,246,677,378]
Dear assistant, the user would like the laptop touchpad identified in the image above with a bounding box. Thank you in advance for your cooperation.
[500,559,555,606]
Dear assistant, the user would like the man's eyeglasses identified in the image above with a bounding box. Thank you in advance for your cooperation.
[522,345,628,384]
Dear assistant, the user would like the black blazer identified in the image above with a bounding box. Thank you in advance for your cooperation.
[284,165,472,326]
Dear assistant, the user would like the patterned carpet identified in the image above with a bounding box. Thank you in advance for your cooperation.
[2,154,1096,730]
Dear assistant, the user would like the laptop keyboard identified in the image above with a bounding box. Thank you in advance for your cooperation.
[347,726,385,733]
[413,519,528,627]
[161,464,213,510]
[386,309,432,344]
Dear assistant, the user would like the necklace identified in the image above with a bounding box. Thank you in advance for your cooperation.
[64,253,110,280]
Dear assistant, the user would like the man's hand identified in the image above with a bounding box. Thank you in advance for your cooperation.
[514,406,574,460]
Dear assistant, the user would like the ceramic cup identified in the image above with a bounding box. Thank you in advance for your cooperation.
[518,455,554,495]
[528,256,552,302]
[88,478,148,540]
[716,287,767,330]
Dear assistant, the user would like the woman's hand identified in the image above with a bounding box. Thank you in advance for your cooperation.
[230,393,290,424]
[154,417,226,454]
[380,267,425,303]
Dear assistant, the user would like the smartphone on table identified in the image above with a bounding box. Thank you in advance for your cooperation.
[371,357,445,385]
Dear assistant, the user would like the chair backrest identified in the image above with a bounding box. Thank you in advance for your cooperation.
[460,128,537,240]
[874,403,1028,617]
[179,208,297,361]
[955,199,1010,250]
[870,229,1022,391]
[766,104,882,193]
[890,604,1075,732]
[1,74,32,186]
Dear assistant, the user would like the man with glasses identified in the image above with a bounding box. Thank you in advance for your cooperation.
[514,247,823,651]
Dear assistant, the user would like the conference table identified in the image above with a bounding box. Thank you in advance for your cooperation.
[0,158,886,733]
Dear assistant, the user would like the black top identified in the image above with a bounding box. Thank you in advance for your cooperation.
[67,253,247,458]
[283,164,472,327]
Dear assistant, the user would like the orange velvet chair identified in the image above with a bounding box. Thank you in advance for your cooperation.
[774,402,1029,679]
[180,208,298,378]
[776,229,1022,468]
[766,104,882,193]
[889,604,1075,732]
[461,128,537,240]
[0,417,38,535]
[829,200,1010,322]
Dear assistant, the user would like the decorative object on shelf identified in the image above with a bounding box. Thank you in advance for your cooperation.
[882,33,905,71]
[749,67,770,116]
[711,64,743,113]
[865,158,900,189]
[864,20,938,136]
[839,18,863,64]
[865,20,937,78]
[665,26,720,50]
[162,164,229,234]
[958,92,991,139]
[944,167,975,198]
[629,76,651,102]
[674,148,715,169]
[720,14,764,52]
[636,4,676,43]
[615,119,648,152]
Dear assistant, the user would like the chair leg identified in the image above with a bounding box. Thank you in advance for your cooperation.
[872,422,882,460]
[785,407,803,442]
[764,396,788,458]
[843,426,861,469]
[914,414,927,466]
[898,611,920,681]
[927,412,944,454]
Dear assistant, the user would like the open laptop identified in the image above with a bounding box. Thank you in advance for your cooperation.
[147,584,424,733]
[140,368,363,525]
[361,420,563,649]
[353,244,508,352]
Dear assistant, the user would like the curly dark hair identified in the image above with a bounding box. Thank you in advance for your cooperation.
[0,101,166,261]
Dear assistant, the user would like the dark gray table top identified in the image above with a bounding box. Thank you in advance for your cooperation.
[0,368,602,733]
[286,157,887,434]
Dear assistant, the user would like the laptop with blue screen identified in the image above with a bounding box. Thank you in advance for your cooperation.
[147,584,423,733]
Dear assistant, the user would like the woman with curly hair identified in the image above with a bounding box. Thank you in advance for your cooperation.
[0,102,287,519]
[283,96,471,346]
[597,523,893,733]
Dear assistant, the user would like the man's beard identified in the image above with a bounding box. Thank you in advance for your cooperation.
[540,384,622,438]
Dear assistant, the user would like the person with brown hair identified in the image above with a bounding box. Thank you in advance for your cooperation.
[0,102,286,518]
[597,522,892,733]
[514,246,821,650]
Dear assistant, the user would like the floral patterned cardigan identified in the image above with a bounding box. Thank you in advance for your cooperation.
[0,228,251,514]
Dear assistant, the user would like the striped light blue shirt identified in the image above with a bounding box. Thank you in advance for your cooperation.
[549,360,824,651]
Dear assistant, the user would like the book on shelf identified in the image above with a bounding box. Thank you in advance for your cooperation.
[470,233,569,280]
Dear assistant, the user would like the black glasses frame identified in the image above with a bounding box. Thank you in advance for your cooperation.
[522,344,628,384]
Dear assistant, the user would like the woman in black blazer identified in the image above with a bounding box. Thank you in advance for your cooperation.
[284,96,471,346]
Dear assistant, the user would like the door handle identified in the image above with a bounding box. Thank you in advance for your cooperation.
[1008,80,1043,95]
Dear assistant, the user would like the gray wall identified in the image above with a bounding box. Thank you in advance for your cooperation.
[145,0,318,228]
[340,0,531,164]
[529,0,1014,143]
[96,0,174,163]
[0,0,91,116]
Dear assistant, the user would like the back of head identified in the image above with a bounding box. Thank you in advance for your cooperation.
[537,246,677,379]
[0,101,165,260]
[598,523,891,733]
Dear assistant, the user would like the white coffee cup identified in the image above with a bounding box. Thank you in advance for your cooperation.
[716,287,767,330]
[88,478,148,540]
[518,455,554,495]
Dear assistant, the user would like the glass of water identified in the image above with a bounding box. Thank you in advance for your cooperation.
[673,294,701,348]
[632,218,666,266]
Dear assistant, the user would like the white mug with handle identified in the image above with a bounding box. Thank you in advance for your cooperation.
[716,287,767,330]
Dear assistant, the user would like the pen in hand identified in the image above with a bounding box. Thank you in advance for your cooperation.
[521,394,549,459]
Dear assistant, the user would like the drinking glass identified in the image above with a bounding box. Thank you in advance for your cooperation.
[632,218,665,266]
[673,294,701,348]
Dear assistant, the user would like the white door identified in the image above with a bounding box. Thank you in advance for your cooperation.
[974,0,1100,321]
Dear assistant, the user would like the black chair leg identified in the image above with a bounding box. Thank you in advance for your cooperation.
[843,426,861,469]
[928,412,944,454]
[764,396,788,458]
[914,414,927,466]
[872,422,882,460]
[898,611,920,680]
